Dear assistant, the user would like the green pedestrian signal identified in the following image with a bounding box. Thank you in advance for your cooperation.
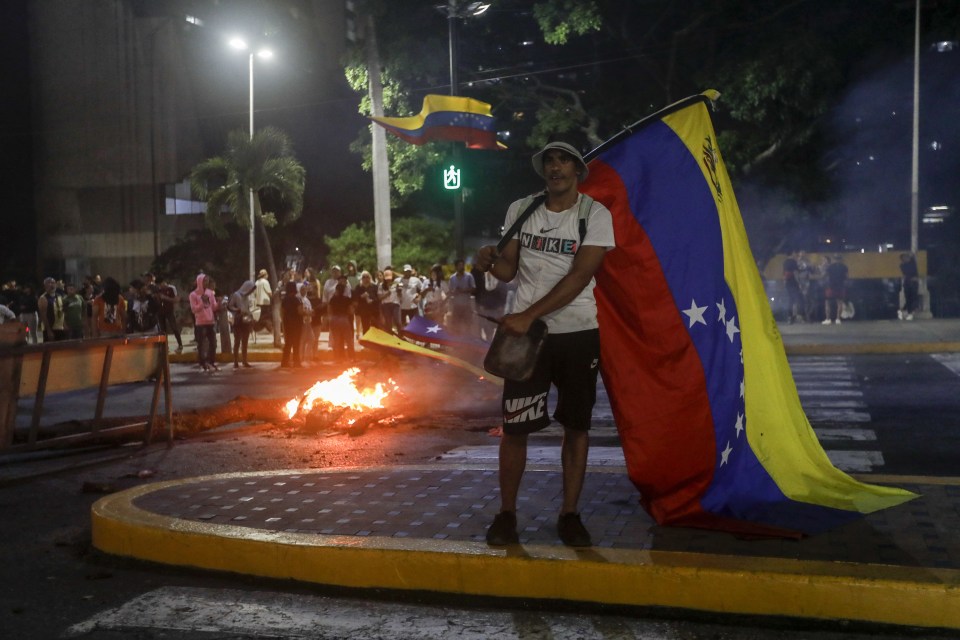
[443,164,461,190]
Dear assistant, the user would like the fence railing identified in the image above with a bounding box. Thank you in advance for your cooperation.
[0,333,173,452]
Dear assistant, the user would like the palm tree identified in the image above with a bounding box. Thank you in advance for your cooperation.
[190,126,306,346]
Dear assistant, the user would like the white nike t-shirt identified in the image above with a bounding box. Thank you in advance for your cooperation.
[502,193,615,334]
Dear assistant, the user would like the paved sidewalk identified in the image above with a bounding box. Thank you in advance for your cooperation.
[47,319,960,629]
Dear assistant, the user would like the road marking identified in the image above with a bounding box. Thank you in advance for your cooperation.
[793,379,857,387]
[795,389,863,397]
[824,450,884,473]
[800,399,866,408]
[931,353,960,377]
[813,427,877,442]
[805,410,872,423]
[65,586,683,639]
[441,445,626,467]
[453,356,885,474]
[531,424,619,438]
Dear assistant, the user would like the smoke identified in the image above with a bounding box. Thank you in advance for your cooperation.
[824,47,960,249]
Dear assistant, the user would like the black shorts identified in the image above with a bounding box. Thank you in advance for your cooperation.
[501,328,600,435]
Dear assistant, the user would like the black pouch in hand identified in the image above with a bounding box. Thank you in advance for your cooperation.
[483,319,548,382]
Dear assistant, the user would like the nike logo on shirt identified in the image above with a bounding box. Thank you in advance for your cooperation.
[539,226,559,233]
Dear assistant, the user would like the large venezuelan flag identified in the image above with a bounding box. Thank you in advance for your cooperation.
[371,94,505,150]
[582,91,916,537]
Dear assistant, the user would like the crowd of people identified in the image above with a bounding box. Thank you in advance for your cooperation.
[780,249,921,324]
[263,259,516,368]
[0,273,182,346]
[0,258,516,371]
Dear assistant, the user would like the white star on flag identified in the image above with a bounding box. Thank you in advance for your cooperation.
[426,325,442,334]
[726,317,740,342]
[682,299,708,328]
[720,441,733,466]
[716,298,727,325]
[734,413,744,437]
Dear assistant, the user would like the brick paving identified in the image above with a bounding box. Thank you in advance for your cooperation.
[134,466,960,568]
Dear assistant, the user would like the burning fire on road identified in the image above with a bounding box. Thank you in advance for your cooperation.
[283,368,402,431]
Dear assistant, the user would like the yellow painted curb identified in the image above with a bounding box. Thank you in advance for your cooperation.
[92,470,960,630]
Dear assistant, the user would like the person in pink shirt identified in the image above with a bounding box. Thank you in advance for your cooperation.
[189,273,220,371]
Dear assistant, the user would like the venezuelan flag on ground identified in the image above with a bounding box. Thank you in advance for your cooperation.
[401,315,489,355]
[370,94,505,150]
[582,91,916,537]
[359,327,500,384]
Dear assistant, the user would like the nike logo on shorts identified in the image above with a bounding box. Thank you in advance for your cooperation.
[503,392,548,423]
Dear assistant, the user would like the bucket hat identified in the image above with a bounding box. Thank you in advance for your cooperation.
[531,141,588,182]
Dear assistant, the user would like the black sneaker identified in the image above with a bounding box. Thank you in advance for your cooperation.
[557,513,592,547]
[486,511,519,545]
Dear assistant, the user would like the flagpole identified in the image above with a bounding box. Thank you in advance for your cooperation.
[584,91,719,163]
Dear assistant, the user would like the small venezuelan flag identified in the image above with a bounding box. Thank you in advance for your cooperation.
[583,91,916,538]
[358,327,500,383]
[370,94,506,150]
[401,315,489,355]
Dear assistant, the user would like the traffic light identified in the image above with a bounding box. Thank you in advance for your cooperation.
[443,164,461,190]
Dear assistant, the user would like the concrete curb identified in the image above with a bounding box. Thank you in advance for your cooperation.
[91,469,960,631]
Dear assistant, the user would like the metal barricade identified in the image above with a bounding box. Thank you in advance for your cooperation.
[0,334,173,452]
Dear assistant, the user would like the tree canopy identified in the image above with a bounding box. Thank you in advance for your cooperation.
[189,126,306,282]
[338,0,960,262]
[325,217,453,274]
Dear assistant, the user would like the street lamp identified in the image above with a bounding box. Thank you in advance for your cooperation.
[442,1,490,259]
[910,0,920,259]
[228,37,273,281]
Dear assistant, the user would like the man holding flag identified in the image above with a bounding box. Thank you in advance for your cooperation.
[475,141,615,547]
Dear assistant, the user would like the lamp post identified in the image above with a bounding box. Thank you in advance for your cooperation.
[229,37,273,281]
[910,0,920,258]
[443,1,489,259]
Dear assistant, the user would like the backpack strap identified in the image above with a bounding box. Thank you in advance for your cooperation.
[577,194,594,248]
[496,192,546,253]
[498,192,594,253]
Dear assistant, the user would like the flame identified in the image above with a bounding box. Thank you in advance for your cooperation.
[284,368,395,420]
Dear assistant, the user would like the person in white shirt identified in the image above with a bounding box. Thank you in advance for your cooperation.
[253,269,273,334]
[421,264,448,323]
[447,259,476,336]
[377,267,401,334]
[398,264,423,325]
[475,140,615,548]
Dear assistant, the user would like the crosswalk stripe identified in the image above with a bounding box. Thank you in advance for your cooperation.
[794,380,857,388]
[814,427,877,442]
[440,445,626,467]
[824,450,884,473]
[931,353,960,377]
[805,410,872,423]
[450,356,884,475]
[801,400,866,408]
[795,389,863,397]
